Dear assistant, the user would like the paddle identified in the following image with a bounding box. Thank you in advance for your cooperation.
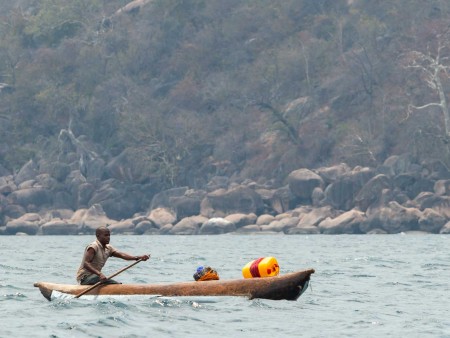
[74,257,146,299]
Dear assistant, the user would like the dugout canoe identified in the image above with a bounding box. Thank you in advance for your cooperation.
[34,268,314,301]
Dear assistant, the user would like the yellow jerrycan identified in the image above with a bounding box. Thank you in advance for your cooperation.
[242,257,279,278]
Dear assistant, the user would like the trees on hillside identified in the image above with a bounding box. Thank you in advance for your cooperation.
[1,0,450,179]
[404,29,450,138]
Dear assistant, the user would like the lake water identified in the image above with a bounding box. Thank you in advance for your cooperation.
[1,234,449,337]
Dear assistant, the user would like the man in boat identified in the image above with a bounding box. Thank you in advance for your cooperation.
[76,226,150,285]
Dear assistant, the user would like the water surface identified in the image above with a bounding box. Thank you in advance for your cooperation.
[1,234,449,337]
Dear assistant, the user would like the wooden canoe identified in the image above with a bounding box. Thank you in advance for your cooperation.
[34,268,314,301]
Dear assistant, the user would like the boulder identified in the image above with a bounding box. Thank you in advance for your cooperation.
[199,217,236,234]
[150,187,188,210]
[311,187,325,207]
[71,204,115,233]
[135,220,157,234]
[287,224,321,234]
[53,191,74,209]
[16,213,41,223]
[319,209,366,234]
[315,163,351,184]
[261,216,299,233]
[0,176,16,195]
[5,219,39,235]
[169,215,207,235]
[440,221,450,234]
[256,214,275,226]
[3,204,26,219]
[42,209,75,221]
[14,159,38,185]
[434,180,450,196]
[414,193,450,218]
[206,176,230,191]
[170,192,204,220]
[354,174,391,212]
[235,224,261,233]
[297,206,338,227]
[88,180,145,219]
[41,220,79,235]
[366,201,422,234]
[77,183,95,208]
[287,168,324,203]
[8,187,53,208]
[396,175,434,200]
[418,208,447,233]
[0,163,10,176]
[148,207,176,228]
[324,166,374,211]
[269,186,296,213]
[49,162,71,182]
[422,159,450,180]
[200,185,264,217]
[108,219,135,234]
[224,213,257,228]
[377,154,416,177]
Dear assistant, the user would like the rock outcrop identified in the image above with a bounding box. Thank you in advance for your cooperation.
[1,152,450,235]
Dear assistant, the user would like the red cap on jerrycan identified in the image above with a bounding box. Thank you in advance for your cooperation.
[242,257,280,278]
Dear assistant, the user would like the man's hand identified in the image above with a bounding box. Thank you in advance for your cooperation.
[137,254,150,261]
[99,273,107,281]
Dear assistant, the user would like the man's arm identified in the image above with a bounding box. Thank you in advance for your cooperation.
[83,247,107,281]
[112,251,150,261]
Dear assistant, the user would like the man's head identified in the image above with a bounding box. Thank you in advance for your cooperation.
[96,226,111,246]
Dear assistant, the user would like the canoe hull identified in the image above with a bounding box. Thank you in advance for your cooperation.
[34,268,314,301]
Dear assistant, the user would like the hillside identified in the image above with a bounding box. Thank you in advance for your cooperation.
[1,0,450,189]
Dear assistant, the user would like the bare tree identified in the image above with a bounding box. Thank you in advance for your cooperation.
[404,31,450,137]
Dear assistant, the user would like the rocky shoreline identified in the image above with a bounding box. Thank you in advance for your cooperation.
[1,153,450,235]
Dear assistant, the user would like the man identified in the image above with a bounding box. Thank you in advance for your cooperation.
[76,226,150,285]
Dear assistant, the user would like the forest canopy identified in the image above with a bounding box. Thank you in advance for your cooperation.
[1,0,450,188]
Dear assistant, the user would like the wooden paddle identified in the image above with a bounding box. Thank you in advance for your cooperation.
[74,257,146,299]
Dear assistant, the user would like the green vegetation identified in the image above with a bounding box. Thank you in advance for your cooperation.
[1,0,450,186]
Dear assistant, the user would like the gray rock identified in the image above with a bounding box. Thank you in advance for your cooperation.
[170,215,207,235]
[440,221,450,234]
[287,225,321,234]
[8,187,53,208]
[148,207,176,228]
[287,168,324,203]
[262,216,299,233]
[170,194,202,220]
[434,180,450,196]
[14,159,38,185]
[315,163,351,184]
[224,213,257,228]
[418,208,447,233]
[235,224,261,233]
[367,202,422,233]
[200,185,264,217]
[135,220,156,234]
[256,214,275,226]
[297,206,338,227]
[150,187,188,210]
[324,166,374,211]
[3,204,26,219]
[354,174,391,212]
[319,209,366,234]
[199,217,236,234]
[108,219,135,234]
[5,219,39,235]
[41,220,79,235]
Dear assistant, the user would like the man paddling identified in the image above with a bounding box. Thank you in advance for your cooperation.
[76,226,149,285]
